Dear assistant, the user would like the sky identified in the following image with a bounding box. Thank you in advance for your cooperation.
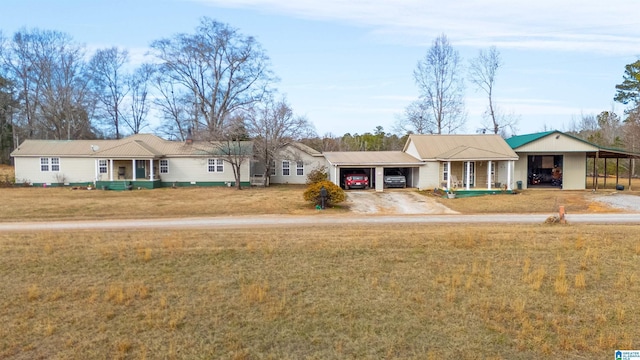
[2,0,640,137]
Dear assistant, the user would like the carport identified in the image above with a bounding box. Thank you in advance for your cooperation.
[323,151,424,192]
[587,147,640,190]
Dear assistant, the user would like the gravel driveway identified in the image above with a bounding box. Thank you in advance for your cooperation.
[344,190,458,214]
[593,193,640,212]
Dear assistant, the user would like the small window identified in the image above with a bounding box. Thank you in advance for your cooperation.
[208,158,224,173]
[160,159,169,174]
[282,161,290,176]
[269,160,276,176]
[40,158,49,172]
[51,158,60,172]
[296,161,304,176]
[443,162,449,181]
[99,160,108,174]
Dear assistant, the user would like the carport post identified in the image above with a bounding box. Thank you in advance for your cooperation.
[375,166,383,192]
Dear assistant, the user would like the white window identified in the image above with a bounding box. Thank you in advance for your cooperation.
[208,158,224,173]
[51,158,60,172]
[443,162,449,181]
[269,160,276,176]
[40,157,60,172]
[40,158,49,172]
[282,161,290,176]
[160,159,169,174]
[99,160,108,174]
[296,161,304,176]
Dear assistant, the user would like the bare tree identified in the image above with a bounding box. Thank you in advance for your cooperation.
[3,29,95,140]
[469,46,517,136]
[88,47,129,139]
[123,63,153,134]
[413,34,465,134]
[393,99,433,134]
[210,114,252,190]
[246,97,315,185]
[150,17,275,138]
[152,70,191,141]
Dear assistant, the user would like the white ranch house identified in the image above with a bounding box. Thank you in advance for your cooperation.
[11,131,635,191]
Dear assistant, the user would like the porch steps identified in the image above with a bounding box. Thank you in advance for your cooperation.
[100,181,133,191]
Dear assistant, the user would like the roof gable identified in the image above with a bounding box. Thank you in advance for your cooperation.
[506,131,599,152]
[404,134,518,161]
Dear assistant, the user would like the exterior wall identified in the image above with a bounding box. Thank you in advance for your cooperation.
[159,157,249,184]
[403,141,420,160]
[15,157,96,185]
[417,161,440,190]
[512,156,529,189]
[562,152,587,190]
[270,151,326,185]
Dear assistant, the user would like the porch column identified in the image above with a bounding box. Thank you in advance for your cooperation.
[132,159,137,181]
[109,159,114,181]
[487,160,492,190]
[94,159,98,183]
[150,159,155,181]
[507,161,513,190]
[465,161,471,190]
[447,161,452,189]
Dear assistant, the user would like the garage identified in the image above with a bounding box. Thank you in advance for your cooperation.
[527,155,563,188]
[323,151,423,192]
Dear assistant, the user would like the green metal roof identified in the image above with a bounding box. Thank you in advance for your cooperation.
[505,131,555,149]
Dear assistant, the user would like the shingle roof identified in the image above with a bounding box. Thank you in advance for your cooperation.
[11,134,253,158]
[406,134,518,161]
[323,151,423,166]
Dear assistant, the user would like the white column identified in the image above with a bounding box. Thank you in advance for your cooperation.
[465,161,471,190]
[447,161,451,189]
[487,161,492,189]
[150,159,154,181]
[109,159,114,181]
[507,161,513,190]
[132,159,136,181]
[94,159,98,183]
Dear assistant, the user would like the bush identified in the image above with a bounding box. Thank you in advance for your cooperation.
[303,180,345,206]
[306,166,329,185]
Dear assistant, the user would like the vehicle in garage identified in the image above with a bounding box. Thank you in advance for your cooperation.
[383,169,406,188]
[343,172,369,190]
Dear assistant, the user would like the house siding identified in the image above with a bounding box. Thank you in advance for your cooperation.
[15,157,95,185]
[160,157,249,184]
[270,152,326,185]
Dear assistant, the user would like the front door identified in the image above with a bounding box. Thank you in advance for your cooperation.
[463,161,475,187]
[136,160,146,179]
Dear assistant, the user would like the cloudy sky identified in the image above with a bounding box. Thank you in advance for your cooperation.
[3,0,640,137]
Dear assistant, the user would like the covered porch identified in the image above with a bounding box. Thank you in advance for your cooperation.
[441,159,515,191]
[94,158,163,190]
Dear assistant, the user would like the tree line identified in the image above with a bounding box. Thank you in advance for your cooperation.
[2,20,640,176]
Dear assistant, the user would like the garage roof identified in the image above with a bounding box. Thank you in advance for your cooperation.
[323,151,423,166]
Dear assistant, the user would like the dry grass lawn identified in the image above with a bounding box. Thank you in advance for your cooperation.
[1,224,638,359]
[1,164,639,358]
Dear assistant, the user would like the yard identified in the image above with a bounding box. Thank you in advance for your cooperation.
[1,164,639,359]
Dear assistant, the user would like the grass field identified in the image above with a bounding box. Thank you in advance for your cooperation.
[1,225,638,359]
[1,163,639,359]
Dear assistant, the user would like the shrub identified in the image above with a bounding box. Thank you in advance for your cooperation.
[305,166,329,185]
[303,180,345,206]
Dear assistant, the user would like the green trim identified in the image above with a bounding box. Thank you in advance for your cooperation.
[442,189,515,198]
